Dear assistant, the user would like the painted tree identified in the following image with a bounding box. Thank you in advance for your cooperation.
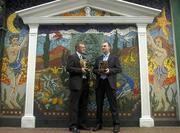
[0,0,6,110]
[0,0,6,58]
[112,30,118,55]
[43,33,50,68]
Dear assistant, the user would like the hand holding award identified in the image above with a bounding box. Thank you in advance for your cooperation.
[80,59,90,73]
[98,61,109,74]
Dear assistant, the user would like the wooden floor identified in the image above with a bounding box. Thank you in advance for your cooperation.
[0,127,180,133]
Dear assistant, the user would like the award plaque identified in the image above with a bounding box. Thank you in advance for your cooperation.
[80,59,87,68]
[99,61,108,72]
[80,59,91,73]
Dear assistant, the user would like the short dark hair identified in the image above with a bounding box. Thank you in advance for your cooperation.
[75,41,85,50]
[104,41,112,48]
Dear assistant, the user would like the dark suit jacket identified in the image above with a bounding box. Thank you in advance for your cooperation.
[66,53,88,90]
[93,54,121,89]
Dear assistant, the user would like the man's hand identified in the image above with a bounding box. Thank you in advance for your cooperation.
[85,68,91,72]
[81,67,87,73]
[104,68,109,74]
[99,68,109,74]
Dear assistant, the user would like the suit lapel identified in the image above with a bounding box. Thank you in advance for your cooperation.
[75,53,80,60]
[108,54,112,60]
[99,55,103,61]
[108,54,112,64]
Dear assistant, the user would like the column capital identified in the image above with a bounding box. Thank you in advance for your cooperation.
[136,23,148,27]
[28,23,39,28]
[137,23,148,34]
[28,24,39,34]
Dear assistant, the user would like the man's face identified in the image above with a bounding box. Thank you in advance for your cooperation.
[77,44,86,54]
[102,42,111,54]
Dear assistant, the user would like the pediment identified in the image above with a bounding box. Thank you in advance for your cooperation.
[16,0,161,24]
[16,0,160,17]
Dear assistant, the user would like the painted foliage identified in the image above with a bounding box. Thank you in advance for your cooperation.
[34,24,140,120]
[0,0,177,120]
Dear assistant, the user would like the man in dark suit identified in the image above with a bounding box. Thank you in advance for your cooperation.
[93,42,121,133]
[66,42,90,133]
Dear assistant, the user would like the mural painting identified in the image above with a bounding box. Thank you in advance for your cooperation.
[0,0,178,124]
[0,12,28,115]
[0,1,4,112]
[148,8,177,118]
[34,24,141,122]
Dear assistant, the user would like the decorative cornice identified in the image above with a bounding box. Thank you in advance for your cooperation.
[22,16,154,24]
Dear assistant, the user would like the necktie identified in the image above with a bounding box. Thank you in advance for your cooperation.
[103,54,108,61]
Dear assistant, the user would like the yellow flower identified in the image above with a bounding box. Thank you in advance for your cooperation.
[50,67,61,75]
[52,97,58,105]
[58,98,63,105]
[148,59,157,75]
[164,58,176,78]
[44,91,50,97]
[42,98,49,104]
[1,64,7,72]
[21,57,26,66]
[116,82,121,88]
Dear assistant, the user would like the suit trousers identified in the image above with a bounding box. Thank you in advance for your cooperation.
[68,79,89,128]
[96,78,120,125]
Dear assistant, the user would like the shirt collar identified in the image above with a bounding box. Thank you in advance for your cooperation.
[103,53,110,57]
[76,51,82,58]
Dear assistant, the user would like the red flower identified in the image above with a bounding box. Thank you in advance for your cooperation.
[53,32,62,40]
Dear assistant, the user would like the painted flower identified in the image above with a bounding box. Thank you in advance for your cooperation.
[52,97,58,105]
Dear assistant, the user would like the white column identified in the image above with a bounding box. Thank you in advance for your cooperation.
[137,24,154,127]
[21,24,39,128]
